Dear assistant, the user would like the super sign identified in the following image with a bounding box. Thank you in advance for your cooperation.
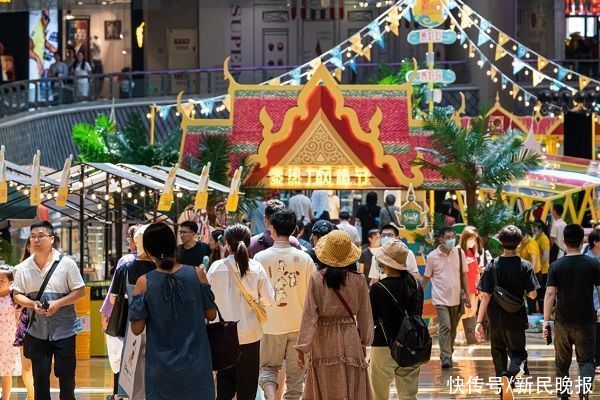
[406,69,456,85]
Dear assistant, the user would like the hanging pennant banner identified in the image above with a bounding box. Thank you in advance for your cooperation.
[350,33,363,54]
[461,4,474,17]
[498,32,510,46]
[460,13,473,29]
[412,0,446,28]
[225,166,243,213]
[309,58,321,71]
[517,44,528,59]
[368,21,385,48]
[511,84,520,99]
[386,6,400,36]
[363,47,372,61]
[479,54,487,69]
[157,164,178,212]
[30,150,41,206]
[194,162,211,211]
[495,46,506,61]
[532,71,544,87]
[222,95,231,112]
[479,17,491,33]
[580,75,591,90]
[56,155,73,207]
[537,57,549,71]
[460,33,467,45]
[490,68,497,80]
[181,102,195,118]
[333,68,342,82]
[347,59,358,72]
[328,47,344,69]
[501,75,509,88]
[267,77,281,86]
[402,7,412,22]
[0,146,6,203]
[477,31,491,47]
[290,68,302,85]
[557,67,568,81]
[513,60,526,75]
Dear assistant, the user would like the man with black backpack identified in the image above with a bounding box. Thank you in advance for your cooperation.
[475,225,539,400]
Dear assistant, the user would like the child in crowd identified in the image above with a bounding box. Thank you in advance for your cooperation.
[0,265,22,400]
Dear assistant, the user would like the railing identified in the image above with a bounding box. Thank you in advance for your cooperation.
[0,61,469,118]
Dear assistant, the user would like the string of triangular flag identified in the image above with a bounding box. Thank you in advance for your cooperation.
[451,0,598,93]
[147,0,411,119]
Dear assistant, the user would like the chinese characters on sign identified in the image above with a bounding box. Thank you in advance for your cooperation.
[447,376,592,396]
[268,165,371,188]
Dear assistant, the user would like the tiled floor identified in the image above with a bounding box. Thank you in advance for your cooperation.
[7,333,599,399]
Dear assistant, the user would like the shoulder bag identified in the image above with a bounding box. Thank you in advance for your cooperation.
[491,259,524,313]
[18,255,63,353]
[105,268,129,338]
[377,282,432,367]
[224,259,268,324]
[206,306,242,371]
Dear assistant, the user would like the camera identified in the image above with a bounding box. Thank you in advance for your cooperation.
[40,299,50,311]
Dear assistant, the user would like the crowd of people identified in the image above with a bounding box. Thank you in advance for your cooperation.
[1,192,600,400]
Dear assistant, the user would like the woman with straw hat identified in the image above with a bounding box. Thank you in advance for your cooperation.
[295,230,374,399]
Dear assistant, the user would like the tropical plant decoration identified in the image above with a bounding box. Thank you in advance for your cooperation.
[71,114,115,162]
[414,107,541,212]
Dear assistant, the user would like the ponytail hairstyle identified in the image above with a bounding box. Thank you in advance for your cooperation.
[143,222,177,271]
[224,223,251,277]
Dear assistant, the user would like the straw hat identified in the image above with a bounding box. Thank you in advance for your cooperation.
[371,238,409,270]
[133,224,149,256]
[314,230,361,268]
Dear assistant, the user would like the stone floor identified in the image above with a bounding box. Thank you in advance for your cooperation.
[7,333,600,399]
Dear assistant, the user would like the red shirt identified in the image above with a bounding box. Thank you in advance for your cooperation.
[465,249,479,294]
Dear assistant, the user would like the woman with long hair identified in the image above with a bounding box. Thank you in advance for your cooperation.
[129,222,217,399]
[459,226,481,318]
[208,229,225,265]
[206,223,274,400]
[295,230,374,399]
[70,50,91,98]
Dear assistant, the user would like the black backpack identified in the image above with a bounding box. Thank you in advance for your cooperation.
[377,282,432,368]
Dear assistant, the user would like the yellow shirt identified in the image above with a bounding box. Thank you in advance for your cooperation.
[520,237,541,274]
[535,232,550,274]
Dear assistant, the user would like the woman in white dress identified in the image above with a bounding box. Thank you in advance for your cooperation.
[70,51,92,99]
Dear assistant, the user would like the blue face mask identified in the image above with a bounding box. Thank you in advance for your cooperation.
[443,238,456,250]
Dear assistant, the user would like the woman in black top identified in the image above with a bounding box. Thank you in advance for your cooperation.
[356,192,381,246]
[369,238,423,400]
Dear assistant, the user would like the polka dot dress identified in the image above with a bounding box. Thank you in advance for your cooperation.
[0,293,22,376]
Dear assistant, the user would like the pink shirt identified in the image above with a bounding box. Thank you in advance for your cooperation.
[424,246,468,307]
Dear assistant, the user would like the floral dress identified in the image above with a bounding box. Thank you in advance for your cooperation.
[0,293,21,376]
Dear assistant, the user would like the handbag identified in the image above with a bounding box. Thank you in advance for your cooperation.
[491,259,524,314]
[206,306,241,371]
[224,259,268,324]
[377,282,432,367]
[18,255,63,353]
[105,269,129,338]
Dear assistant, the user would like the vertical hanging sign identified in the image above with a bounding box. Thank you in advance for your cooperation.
[225,166,243,213]
[194,162,211,211]
[30,150,41,206]
[157,164,178,211]
[56,155,73,207]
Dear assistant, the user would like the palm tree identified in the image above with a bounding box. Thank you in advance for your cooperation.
[413,108,541,217]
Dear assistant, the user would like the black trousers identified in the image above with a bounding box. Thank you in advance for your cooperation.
[555,321,595,398]
[490,329,527,378]
[27,334,76,400]
[216,341,260,400]
[526,273,547,314]
[596,323,600,367]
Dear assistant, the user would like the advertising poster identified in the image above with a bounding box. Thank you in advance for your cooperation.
[66,17,90,62]
[29,4,59,81]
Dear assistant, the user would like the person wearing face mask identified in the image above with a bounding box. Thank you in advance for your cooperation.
[422,227,471,369]
[368,224,421,285]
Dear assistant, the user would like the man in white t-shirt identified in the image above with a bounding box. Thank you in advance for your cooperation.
[288,190,313,226]
[328,190,340,221]
[368,223,421,284]
[550,204,567,260]
[254,209,316,400]
[336,211,361,246]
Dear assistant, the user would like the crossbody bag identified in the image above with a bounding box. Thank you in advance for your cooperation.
[224,259,268,324]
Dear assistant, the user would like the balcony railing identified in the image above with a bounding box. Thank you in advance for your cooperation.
[0,61,469,118]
